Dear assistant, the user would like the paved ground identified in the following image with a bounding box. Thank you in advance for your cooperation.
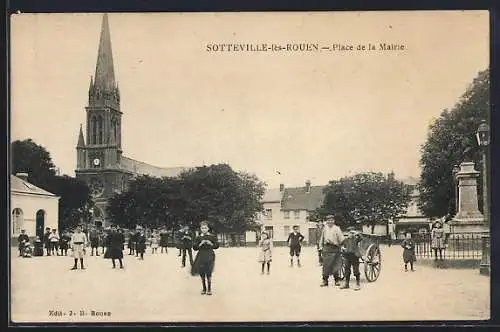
[11,245,489,323]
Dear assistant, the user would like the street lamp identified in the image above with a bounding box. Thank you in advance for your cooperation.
[476,120,490,276]
[476,120,490,222]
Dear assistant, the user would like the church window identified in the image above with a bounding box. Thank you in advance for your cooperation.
[91,116,97,145]
[97,116,103,144]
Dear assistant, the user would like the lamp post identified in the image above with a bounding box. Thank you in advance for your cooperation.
[476,120,490,275]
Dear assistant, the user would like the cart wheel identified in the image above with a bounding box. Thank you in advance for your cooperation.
[364,244,382,282]
[338,255,347,280]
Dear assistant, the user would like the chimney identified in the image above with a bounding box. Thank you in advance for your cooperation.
[16,173,29,182]
[280,184,285,192]
[305,180,311,193]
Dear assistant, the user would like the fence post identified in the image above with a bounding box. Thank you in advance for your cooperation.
[479,234,490,275]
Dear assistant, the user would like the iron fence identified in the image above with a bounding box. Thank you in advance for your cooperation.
[413,231,487,259]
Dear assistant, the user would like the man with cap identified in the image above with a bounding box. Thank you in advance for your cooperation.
[106,224,124,269]
[17,230,29,257]
[43,227,52,256]
[70,225,88,270]
[318,215,345,287]
[340,226,362,290]
[287,225,305,267]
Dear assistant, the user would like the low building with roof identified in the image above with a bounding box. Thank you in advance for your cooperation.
[254,180,326,246]
[10,173,60,242]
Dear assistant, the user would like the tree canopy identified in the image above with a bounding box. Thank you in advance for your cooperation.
[11,139,93,231]
[418,69,489,218]
[312,172,410,232]
[107,164,266,233]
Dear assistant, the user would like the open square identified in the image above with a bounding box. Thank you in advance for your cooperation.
[11,245,489,322]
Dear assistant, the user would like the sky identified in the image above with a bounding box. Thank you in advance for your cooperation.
[10,11,489,189]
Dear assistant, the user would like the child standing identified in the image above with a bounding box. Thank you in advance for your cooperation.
[258,231,273,275]
[340,226,362,291]
[401,233,416,272]
[191,221,219,295]
[287,225,304,267]
[136,231,147,260]
[150,232,159,254]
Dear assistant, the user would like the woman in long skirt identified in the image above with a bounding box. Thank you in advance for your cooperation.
[191,221,219,295]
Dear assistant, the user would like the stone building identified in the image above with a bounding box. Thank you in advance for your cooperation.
[10,173,60,241]
[75,14,186,226]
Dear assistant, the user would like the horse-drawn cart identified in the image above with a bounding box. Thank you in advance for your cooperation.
[339,233,382,282]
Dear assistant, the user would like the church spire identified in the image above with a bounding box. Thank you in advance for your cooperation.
[77,124,85,148]
[94,13,116,92]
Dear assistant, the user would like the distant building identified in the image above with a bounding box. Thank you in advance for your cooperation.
[10,173,60,241]
[75,14,188,226]
[394,177,431,238]
[253,181,326,246]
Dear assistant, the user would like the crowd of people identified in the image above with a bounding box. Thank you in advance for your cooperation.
[15,215,434,295]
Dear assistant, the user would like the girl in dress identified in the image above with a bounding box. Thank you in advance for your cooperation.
[401,233,416,272]
[150,232,159,254]
[258,231,273,275]
[431,221,446,260]
[191,221,219,295]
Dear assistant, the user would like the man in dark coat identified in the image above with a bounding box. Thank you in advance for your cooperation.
[179,226,194,267]
[107,225,124,269]
[287,225,305,267]
[89,227,100,256]
[340,226,362,290]
[43,227,52,256]
[160,228,169,254]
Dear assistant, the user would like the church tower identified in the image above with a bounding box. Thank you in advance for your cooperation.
[75,14,128,227]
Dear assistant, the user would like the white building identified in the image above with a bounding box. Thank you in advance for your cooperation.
[10,173,60,242]
[253,181,326,246]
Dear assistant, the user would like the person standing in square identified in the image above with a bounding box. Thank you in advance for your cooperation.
[191,221,219,295]
[43,227,51,256]
[160,228,169,254]
[17,230,29,257]
[401,233,416,272]
[319,215,345,287]
[258,231,273,275]
[70,226,87,270]
[49,229,60,256]
[180,225,194,267]
[340,226,362,290]
[287,225,304,267]
[107,225,124,269]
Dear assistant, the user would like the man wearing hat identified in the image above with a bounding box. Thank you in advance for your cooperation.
[17,229,29,257]
[70,225,88,270]
[340,226,362,290]
[318,215,345,287]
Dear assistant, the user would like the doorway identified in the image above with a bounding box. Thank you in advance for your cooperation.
[36,210,45,239]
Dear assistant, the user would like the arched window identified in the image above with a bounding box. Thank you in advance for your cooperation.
[12,208,23,235]
[91,116,97,145]
[97,116,103,144]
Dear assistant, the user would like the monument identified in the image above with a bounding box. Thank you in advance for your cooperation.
[450,161,488,233]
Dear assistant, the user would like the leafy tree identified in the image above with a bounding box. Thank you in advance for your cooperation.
[107,164,266,238]
[11,139,56,189]
[418,69,489,218]
[11,139,92,231]
[314,172,410,233]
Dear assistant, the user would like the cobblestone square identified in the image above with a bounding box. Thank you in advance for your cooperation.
[11,245,489,323]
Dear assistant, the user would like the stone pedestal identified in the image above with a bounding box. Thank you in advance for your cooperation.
[450,162,488,233]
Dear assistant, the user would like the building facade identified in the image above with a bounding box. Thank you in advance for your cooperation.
[255,181,326,246]
[10,174,60,242]
[75,14,186,226]
[394,177,431,239]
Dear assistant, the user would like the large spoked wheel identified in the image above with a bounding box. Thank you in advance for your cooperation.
[364,244,382,282]
[338,255,347,280]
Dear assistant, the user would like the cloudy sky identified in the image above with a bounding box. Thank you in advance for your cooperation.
[10,11,489,188]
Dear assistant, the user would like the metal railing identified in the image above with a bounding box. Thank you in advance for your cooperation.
[413,232,487,259]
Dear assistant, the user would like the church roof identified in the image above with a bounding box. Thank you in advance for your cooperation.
[281,185,326,211]
[10,175,58,197]
[94,13,116,92]
[120,156,187,178]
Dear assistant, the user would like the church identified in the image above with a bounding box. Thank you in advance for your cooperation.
[75,14,187,227]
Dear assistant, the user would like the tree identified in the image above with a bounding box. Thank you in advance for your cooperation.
[11,138,92,231]
[419,69,489,218]
[106,164,266,237]
[11,139,57,189]
[315,172,410,233]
